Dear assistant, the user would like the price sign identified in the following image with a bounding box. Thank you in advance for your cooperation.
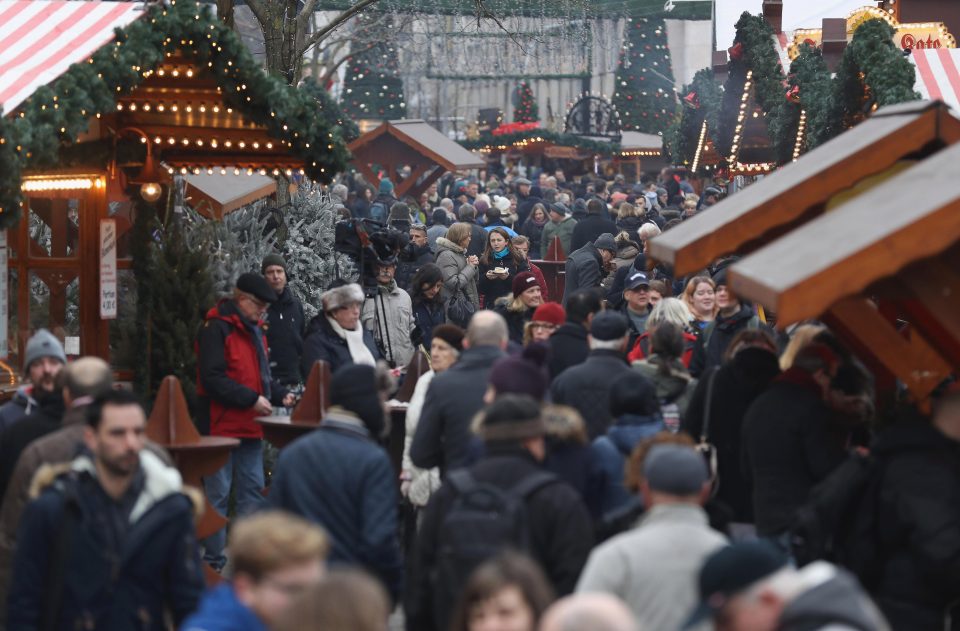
[100,219,117,320]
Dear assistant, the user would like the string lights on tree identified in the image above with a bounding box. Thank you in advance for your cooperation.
[341,15,407,122]
[612,17,678,135]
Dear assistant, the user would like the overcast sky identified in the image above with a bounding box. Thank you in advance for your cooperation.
[716,0,872,49]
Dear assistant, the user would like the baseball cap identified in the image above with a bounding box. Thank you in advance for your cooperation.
[684,541,789,629]
[643,444,708,495]
[624,271,650,291]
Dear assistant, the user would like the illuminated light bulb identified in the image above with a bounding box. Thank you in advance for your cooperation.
[140,182,162,203]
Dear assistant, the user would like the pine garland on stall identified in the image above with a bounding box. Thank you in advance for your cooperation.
[666,68,722,168]
[512,82,539,123]
[281,185,358,321]
[300,78,361,142]
[613,17,677,135]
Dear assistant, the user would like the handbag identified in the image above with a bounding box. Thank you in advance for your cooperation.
[697,366,720,495]
[445,264,476,328]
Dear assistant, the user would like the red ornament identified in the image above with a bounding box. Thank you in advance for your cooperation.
[786,85,800,103]
[683,91,700,109]
[729,42,744,61]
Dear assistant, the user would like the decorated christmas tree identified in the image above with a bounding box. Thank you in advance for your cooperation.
[340,21,406,121]
[613,17,677,134]
[512,81,539,123]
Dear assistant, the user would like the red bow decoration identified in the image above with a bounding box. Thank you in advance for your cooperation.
[803,38,817,47]
[786,85,800,103]
[683,91,700,109]
[729,42,744,61]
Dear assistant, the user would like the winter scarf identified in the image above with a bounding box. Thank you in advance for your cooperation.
[326,316,376,367]
[493,247,511,261]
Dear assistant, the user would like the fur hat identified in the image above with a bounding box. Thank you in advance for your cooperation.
[321,282,365,312]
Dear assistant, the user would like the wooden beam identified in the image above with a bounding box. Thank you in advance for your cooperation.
[402,166,443,202]
[827,296,951,402]
[395,162,434,198]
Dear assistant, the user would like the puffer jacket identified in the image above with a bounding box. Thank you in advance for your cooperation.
[592,413,665,519]
[7,451,204,631]
[361,280,416,368]
[434,237,479,307]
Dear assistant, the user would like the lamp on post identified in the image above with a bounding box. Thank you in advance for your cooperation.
[114,127,164,203]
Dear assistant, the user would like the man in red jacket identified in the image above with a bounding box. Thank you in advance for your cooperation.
[196,273,295,571]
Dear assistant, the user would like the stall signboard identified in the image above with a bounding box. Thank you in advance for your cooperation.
[100,219,117,320]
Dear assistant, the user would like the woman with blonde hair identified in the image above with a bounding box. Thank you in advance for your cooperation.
[615,202,643,235]
[627,297,698,366]
[435,222,480,309]
[682,275,718,330]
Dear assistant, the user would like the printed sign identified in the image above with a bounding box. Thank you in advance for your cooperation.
[100,219,117,320]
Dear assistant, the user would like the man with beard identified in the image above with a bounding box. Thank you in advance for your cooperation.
[7,390,204,630]
[0,330,66,432]
[262,255,306,390]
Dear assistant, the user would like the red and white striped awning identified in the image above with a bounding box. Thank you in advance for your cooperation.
[0,1,145,114]
[910,48,960,115]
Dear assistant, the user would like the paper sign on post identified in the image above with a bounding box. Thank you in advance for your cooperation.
[100,219,117,320]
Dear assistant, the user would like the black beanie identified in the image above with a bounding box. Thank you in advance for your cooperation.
[330,364,385,438]
[609,371,660,417]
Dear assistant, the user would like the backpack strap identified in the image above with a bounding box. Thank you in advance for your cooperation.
[447,469,478,496]
[507,470,557,501]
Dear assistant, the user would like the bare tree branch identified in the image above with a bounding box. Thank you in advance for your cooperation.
[473,0,527,54]
[296,0,321,32]
[298,0,382,58]
[244,0,269,28]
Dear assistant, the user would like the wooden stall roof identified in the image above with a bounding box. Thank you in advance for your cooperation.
[730,141,960,324]
[184,172,276,219]
[348,119,484,199]
[648,100,960,276]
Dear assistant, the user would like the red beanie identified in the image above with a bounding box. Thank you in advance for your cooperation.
[531,302,565,326]
[512,272,538,298]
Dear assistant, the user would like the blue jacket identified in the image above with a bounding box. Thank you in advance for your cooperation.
[301,313,382,379]
[592,413,665,519]
[7,451,203,631]
[270,410,402,602]
[180,583,268,631]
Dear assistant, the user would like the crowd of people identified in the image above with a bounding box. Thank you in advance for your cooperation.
[0,164,957,631]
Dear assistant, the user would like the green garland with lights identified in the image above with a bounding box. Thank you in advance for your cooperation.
[613,17,677,135]
[300,78,360,142]
[666,68,721,169]
[512,82,539,123]
[0,0,352,228]
[782,43,834,153]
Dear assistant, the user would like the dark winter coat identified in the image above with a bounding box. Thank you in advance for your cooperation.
[413,299,445,350]
[300,314,382,379]
[689,304,764,378]
[369,193,399,224]
[0,391,65,504]
[546,322,590,380]
[570,214,618,253]
[563,242,605,305]
[265,286,306,386]
[478,256,528,309]
[270,410,402,602]
[180,583,268,631]
[592,413,665,519]
[495,303,535,345]
[520,217,547,255]
[410,345,505,473]
[396,242,434,292]
[196,300,288,439]
[516,194,543,228]
[0,387,37,434]
[7,452,203,631]
[615,215,644,236]
[680,347,781,522]
[870,422,960,631]
[740,369,847,536]
[406,448,593,631]
[466,221,487,258]
[544,441,603,518]
[550,349,632,440]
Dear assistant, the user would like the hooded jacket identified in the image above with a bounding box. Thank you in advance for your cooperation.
[7,451,204,631]
[435,237,480,307]
[592,412,665,519]
[570,214,618,253]
[778,562,891,631]
[196,299,288,439]
[361,280,416,367]
[270,409,402,603]
[301,312,382,378]
[632,358,697,429]
[0,391,65,504]
[264,285,305,386]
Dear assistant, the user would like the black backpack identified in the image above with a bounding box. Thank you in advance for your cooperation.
[435,470,556,609]
[790,451,885,589]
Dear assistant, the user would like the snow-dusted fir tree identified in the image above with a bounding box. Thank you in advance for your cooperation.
[281,184,358,320]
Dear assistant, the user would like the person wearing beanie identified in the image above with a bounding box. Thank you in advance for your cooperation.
[408,395,594,631]
[550,311,633,439]
[302,282,382,377]
[540,202,577,259]
[261,254,306,388]
[525,302,565,345]
[401,324,464,508]
[427,208,449,250]
[591,371,665,522]
[569,198,617,253]
[562,232,617,306]
[196,273,295,571]
[510,234,549,302]
[493,271,543,345]
[369,178,399,224]
[0,329,66,434]
[578,443,726,631]
[271,363,402,603]
[485,346,549,403]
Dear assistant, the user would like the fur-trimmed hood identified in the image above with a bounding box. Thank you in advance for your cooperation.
[435,236,465,254]
[30,449,204,522]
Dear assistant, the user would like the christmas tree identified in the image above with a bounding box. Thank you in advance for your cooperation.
[512,81,539,123]
[340,20,406,121]
[613,17,677,135]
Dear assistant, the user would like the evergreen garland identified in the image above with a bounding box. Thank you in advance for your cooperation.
[300,78,360,143]
[0,0,352,228]
[666,68,722,168]
[613,17,677,135]
[786,44,835,152]
[340,17,407,121]
[511,82,539,123]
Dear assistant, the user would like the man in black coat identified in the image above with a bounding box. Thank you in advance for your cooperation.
[741,343,847,540]
[550,311,632,440]
[395,225,434,291]
[866,395,960,631]
[514,177,542,228]
[547,289,602,380]
[410,310,507,473]
[407,395,593,631]
[563,233,617,306]
[689,267,763,378]
[569,198,617,253]
[457,204,488,258]
[262,254,306,388]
